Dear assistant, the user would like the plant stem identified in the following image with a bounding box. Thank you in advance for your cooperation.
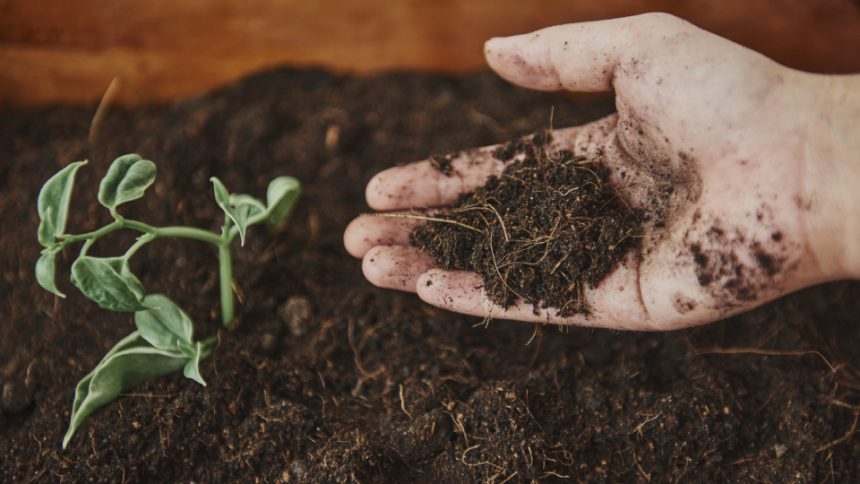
[123,233,155,259]
[59,220,124,244]
[154,226,225,246]
[218,244,234,325]
[61,215,236,325]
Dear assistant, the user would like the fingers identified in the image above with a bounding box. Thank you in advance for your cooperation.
[362,246,434,293]
[366,145,508,211]
[344,214,419,258]
[364,119,620,212]
[484,13,684,92]
[415,261,661,330]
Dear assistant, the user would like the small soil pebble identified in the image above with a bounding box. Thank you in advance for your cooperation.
[279,295,313,337]
[411,133,641,315]
[2,380,34,414]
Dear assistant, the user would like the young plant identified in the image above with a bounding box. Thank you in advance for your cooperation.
[35,154,300,448]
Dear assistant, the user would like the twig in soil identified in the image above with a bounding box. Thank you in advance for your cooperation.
[372,212,481,233]
[483,202,510,242]
[476,315,494,328]
[526,328,544,368]
[525,325,541,346]
[540,471,571,479]
[461,445,503,471]
[398,384,413,419]
[634,452,652,482]
[447,410,471,447]
[630,411,663,437]
[347,317,383,379]
[498,471,519,484]
[488,230,527,303]
[827,397,860,410]
[816,411,859,453]
[89,76,120,147]
[693,347,838,373]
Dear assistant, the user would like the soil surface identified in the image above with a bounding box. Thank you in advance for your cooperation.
[1,69,859,482]
[411,133,641,316]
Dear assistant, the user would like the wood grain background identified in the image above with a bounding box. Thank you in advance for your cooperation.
[1,0,859,107]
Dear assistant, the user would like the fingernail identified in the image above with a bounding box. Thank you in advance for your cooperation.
[484,33,560,91]
[484,36,514,57]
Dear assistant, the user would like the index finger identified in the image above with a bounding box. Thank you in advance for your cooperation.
[365,144,507,211]
[365,124,604,211]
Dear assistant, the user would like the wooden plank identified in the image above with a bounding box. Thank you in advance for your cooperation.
[1,0,858,106]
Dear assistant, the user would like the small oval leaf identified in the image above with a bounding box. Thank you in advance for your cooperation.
[36,248,65,298]
[210,176,230,207]
[37,207,56,248]
[264,176,301,230]
[182,341,208,386]
[98,154,156,210]
[37,161,87,247]
[71,257,145,311]
[211,177,267,245]
[228,194,265,246]
[62,332,188,449]
[134,294,194,350]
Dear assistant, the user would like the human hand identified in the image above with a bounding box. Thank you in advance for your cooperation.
[344,13,860,330]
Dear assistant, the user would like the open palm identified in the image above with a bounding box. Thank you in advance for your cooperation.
[345,13,853,330]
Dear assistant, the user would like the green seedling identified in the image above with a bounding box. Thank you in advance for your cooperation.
[35,154,300,448]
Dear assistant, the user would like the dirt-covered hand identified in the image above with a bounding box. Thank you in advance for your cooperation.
[344,13,860,330]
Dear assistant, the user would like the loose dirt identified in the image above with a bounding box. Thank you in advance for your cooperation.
[411,132,641,316]
[1,69,858,482]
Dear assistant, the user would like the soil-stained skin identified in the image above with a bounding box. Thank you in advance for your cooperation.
[606,78,812,324]
[399,105,813,329]
[681,209,795,312]
[501,107,809,326]
[480,14,823,326]
[602,100,809,321]
[412,132,641,317]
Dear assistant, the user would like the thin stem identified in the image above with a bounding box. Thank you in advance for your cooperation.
[155,226,225,246]
[60,214,236,324]
[200,334,219,347]
[62,219,224,248]
[123,233,155,259]
[79,238,96,258]
[122,219,158,234]
[58,220,124,244]
[218,244,234,325]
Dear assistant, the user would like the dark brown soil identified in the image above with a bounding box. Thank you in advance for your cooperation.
[411,133,641,315]
[2,69,859,482]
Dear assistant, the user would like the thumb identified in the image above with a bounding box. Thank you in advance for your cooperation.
[484,13,683,92]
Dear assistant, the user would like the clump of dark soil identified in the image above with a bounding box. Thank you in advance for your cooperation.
[411,133,641,315]
[1,69,859,482]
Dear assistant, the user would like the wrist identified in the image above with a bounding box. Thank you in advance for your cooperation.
[801,73,860,279]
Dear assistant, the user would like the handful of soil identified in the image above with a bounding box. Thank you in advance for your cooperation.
[411,133,642,316]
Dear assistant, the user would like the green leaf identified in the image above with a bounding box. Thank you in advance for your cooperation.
[62,332,188,449]
[36,248,65,297]
[263,176,301,230]
[211,176,231,210]
[182,341,208,386]
[98,154,157,210]
[134,294,194,351]
[228,194,265,246]
[71,256,146,311]
[62,331,216,448]
[210,177,265,246]
[37,161,87,247]
[210,177,235,230]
